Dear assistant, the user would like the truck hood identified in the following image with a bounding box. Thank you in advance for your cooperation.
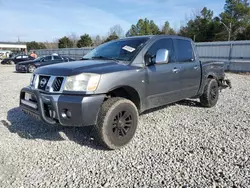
[34,60,137,76]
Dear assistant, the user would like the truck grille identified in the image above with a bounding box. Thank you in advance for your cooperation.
[38,76,50,90]
[52,77,64,91]
[31,74,65,92]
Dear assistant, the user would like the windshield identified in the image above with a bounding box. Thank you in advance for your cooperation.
[83,37,150,62]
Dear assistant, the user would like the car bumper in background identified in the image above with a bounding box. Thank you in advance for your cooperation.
[19,87,105,126]
[16,65,27,72]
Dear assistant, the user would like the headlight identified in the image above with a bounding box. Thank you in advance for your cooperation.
[30,74,38,87]
[30,74,35,86]
[64,73,101,92]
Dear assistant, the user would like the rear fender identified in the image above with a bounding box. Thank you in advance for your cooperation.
[195,73,217,97]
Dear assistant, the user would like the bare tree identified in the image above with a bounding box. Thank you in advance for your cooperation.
[43,41,58,49]
[92,35,103,46]
[68,32,79,48]
[108,25,124,38]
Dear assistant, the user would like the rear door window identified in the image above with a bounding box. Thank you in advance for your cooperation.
[53,55,62,60]
[43,56,52,61]
[175,39,194,62]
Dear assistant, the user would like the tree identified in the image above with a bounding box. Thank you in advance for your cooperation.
[77,34,93,48]
[109,25,124,38]
[161,21,176,35]
[126,18,160,36]
[219,0,250,40]
[92,35,103,46]
[39,43,46,49]
[178,1,250,41]
[68,32,79,48]
[58,36,73,48]
[179,7,221,42]
[103,32,119,43]
[237,24,250,39]
[150,20,160,35]
[43,41,58,49]
[26,41,47,51]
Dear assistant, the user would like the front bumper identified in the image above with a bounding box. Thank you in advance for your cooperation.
[19,87,105,126]
[16,65,27,72]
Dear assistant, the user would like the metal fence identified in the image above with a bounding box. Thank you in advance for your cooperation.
[35,47,94,60]
[196,40,250,72]
[34,40,250,72]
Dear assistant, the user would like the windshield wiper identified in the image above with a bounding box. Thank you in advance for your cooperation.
[91,56,119,61]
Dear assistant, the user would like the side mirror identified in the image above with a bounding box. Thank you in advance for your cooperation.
[155,49,169,64]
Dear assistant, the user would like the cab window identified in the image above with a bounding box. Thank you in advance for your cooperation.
[145,38,175,65]
[175,39,194,62]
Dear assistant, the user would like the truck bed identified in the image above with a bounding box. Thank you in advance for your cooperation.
[201,61,225,80]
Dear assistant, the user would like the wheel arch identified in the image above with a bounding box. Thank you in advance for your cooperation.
[207,73,218,80]
[105,85,141,112]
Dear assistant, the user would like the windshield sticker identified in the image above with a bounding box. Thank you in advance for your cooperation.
[122,45,136,52]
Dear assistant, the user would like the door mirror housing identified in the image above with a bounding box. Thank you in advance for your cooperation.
[155,49,169,64]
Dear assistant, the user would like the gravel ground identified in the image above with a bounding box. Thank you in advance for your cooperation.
[0,66,249,188]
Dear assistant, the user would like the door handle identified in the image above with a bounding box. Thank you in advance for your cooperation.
[194,65,199,70]
[172,67,180,73]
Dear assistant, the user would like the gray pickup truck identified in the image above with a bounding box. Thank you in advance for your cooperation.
[19,35,231,150]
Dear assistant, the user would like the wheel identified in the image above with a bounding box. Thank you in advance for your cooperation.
[27,64,36,73]
[200,78,219,107]
[94,97,138,150]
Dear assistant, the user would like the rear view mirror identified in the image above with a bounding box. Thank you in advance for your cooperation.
[155,49,169,64]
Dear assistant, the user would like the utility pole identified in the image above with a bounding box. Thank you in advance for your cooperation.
[220,21,232,41]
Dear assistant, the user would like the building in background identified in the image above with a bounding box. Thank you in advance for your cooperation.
[0,42,27,58]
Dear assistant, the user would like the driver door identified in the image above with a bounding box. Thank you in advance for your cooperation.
[40,56,52,66]
[15,55,23,63]
[51,55,64,64]
[145,38,182,109]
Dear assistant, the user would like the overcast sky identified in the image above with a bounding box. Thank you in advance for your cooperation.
[0,0,225,42]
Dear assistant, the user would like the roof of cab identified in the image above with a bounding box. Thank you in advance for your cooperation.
[124,35,192,41]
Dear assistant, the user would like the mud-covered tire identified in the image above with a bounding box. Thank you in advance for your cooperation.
[200,78,219,108]
[94,97,138,150]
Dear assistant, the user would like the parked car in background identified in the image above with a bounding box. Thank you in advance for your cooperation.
[0,50,12,60]
[1,55,35,65]
[0,53,4,60]
[15,54,75,73]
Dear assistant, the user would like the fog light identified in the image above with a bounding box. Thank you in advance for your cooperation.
[61,109,71,119]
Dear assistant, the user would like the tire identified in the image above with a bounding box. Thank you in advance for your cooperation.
[27,64,36,73]
[94,97,138,150]
[200,78,219,107]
